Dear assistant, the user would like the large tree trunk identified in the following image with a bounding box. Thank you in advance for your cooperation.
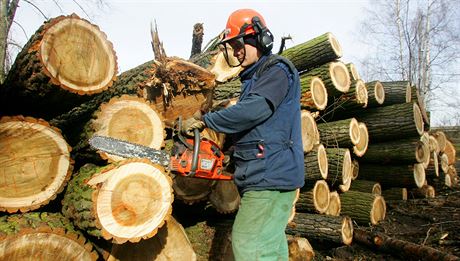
[340,191,386,225]
[380,81,410,105]
[300,110,320,153]
[72,95,165,165]
[299,75,328,111]
[286,212,353,245]
[0,14,117,119]
[353,122,369,157]
[317,118,360,148]
[354,102,424,142]
[326,148,352,191]
[62,161,173,244]
[358,163,426,189]
[0,212,98,260]
[281,32,343,72]
[304,144,328,184]
[105,217,196,261]
[382,187,408,201]
[296,180,330,214]
[366,81,385,107]
[0,116,73,213]
[360,137,430,164]
[350,180,382,195]
[325,79,368,117]
[302,61,351,97]
[208,180,240,214]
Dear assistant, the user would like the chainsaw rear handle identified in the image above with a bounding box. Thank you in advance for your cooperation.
[186,128,200,177]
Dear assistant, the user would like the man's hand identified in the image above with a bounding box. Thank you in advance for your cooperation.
[181,117,205,137]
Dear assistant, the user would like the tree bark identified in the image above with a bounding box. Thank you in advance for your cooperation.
[325,79,368,118]
[286,212,353,245]
[358,163,426,189]
[317,118,360,148]
[366,81,385,107]
[303,61,350,97]
[353,228,460,261]
[346,63,360,81]
[360,137,430,164]
[325,148,352,190]
[350,180,382,196]
[190,23,203,59]
[382,187,408,201]
[172,175,216,204]
[0,14,117,119]
[209,180,240,214]
[0,212,98,260]
[62,160,173,244]
[299,75,328,111]
[304,144,328,184]
[354,102,424,142]
[340,191,386,225]
[281,32,343,72]
[296,180,330,214]
[380,81,410,106]
[0,116,73,213]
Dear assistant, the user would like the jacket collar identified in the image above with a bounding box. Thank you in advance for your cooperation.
[239,53,271,81]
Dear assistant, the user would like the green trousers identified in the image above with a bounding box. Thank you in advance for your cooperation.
[232,190,296,261]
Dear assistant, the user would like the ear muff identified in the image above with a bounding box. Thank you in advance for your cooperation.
[251,16,274,54]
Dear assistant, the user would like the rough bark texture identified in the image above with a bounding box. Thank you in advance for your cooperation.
[381,187,408,201]
[296,180,330,213]
[326,148,352,190]
[190,23,203,59]
[358,163,426,189]
[325,79,368,119]
[366,81,385,108]
[302,61,350,97]
[304,144,328,184]
[0,212,98,260]
[380,81,410,106]
[208,180,240,214]
[0,116,73,213]
[317,118,360,148]
[0,14,117,119]
[361,137,429,164]
[281,32,342,72]
[286,212,353,245]
[340,191,386,225]
[212,79,241,101]
[353,102,424,142]
[350,180,382,195]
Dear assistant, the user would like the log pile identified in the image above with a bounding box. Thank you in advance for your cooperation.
[0,14,458,260]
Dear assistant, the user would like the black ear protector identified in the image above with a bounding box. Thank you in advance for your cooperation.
[251,16,274,54]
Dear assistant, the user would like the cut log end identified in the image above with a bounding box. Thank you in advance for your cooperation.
[301,110,320,153]
[353,122,369,157]
[342,149,352,186]
[325,191,341,216]
[93,95,165,162]
[372,183,382,196]
[287,236,315,261]
[413,163,426,188]
[313,180,331,213]
[327,32,343,58]
[209,51,242,83]
[351,159,359,180]
[310,77,328,110]
[341,216,354,245]
[413,103,424,136]
[317,144,329,180]
[0,116,73,213]
[40,14,117,94]
[405,83,412,103]
[415,140,430,164]
[346,63,360,81]
[370,196,386,225]
[349,118,361,146]
[373,81,385,105]
[428,135,440,154]
[95,159,173,244]
[355,79,368,108]
[330,62,351,93]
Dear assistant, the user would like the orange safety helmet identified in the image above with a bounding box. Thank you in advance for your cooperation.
[222,9,268,43]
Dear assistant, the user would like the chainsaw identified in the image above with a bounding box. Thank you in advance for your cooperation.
[88,119,232,181]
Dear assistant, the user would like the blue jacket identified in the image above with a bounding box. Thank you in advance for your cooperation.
[203,54,305,194]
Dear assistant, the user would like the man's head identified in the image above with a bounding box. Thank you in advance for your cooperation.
[219,9,274,68]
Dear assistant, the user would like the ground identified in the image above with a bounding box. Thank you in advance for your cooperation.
[314,184,460,260]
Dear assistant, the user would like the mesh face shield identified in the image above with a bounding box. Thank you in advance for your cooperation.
[219,37,246,68]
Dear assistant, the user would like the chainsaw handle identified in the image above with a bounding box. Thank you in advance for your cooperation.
[187,128,200,177]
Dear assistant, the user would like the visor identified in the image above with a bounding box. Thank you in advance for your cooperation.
[219,36,246,67]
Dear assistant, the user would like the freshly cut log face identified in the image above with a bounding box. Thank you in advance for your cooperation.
[366,81,385,107]
[297,180,330,214]
[304,144,328,183]
[299,76,328,111]
[107,217,196,261]
[317,118,360,148]
[353,122,369,157]
[92,95,164,162]
[340,191,386,225]
[300,111,320,153]
[93,159,173,243]
[304,62,350,96]
[0,213,98,261]
[325,191,341,216]
[39,14,117,94]
[346,63,360,81]
[0,116,73,213]
[326,148,352,190]
[287,236,315,261]
[209,51,242,83]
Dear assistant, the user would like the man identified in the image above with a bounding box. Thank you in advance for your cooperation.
[183,9,304,260]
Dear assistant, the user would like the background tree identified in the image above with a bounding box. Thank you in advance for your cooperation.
[357,0,460,126]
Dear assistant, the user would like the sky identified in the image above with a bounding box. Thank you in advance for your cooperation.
[10,0,459,126]
[12,0,370,72]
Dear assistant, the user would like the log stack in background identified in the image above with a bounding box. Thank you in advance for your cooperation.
[0,13,458,261]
